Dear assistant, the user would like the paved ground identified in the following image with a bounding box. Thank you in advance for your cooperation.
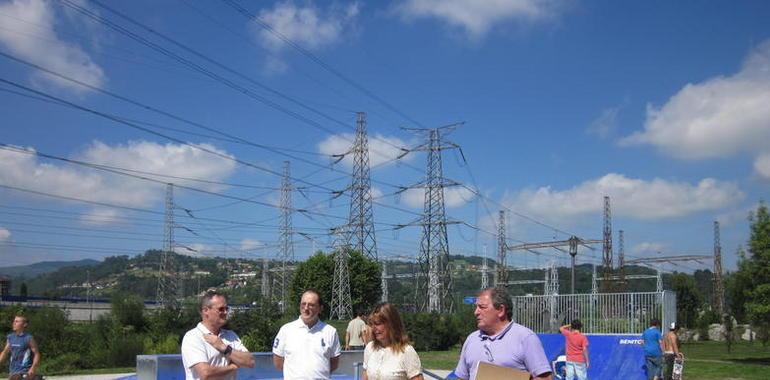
[43,369,452,379]
[46,374,134,380]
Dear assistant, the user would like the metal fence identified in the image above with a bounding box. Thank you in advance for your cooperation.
[511,291,676,335]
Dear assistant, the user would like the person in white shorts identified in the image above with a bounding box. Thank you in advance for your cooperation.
[273,289,342,379]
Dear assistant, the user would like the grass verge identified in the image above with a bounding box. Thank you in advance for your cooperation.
[418,341,770,380]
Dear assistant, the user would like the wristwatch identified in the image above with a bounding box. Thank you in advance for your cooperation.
[223,345,233,356]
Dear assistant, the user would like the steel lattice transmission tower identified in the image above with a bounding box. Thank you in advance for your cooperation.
[401,124,462,313]
[278,161,294,313]
[261,256,270,298]
[713,220,725,314]
[330,226,353,319]
[345,112,379,260]
[547,261,559,295]
[601,196,613,292]
[331,112,381,318]
[618,229,626,292]
[381,261,389,302]
[481,244,489,290]
[496,210,508,287]
[157,183,178,308]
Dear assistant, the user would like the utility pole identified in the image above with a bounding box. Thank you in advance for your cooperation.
[381,261,389,303]
[601,196,613,292]
[568,236,578,294]
[547,261,559,295]
[344,112,378,260]
[400,124,463,313]
[261,256,270,299]
[481,244,489,290]
[497,210,508,288]
[618,229,626,292]
[157,183,178,308]
[507,236,601,293]
[330,227,353,319]
[87,269,93,322]
[331,112,380,319]
[713,221,724,314]
[278,161,294,313]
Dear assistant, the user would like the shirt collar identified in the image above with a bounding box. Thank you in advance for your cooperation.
[196,322,222,336]
[479,321,514,341]
[297,317,324,331]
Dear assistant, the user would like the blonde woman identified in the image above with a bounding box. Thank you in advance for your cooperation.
[363,303,424,380]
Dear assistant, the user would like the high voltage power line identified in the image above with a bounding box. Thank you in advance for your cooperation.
[0,1,652,305]
[59,0,419,170]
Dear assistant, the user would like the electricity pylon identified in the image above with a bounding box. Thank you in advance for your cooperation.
[618,229,626,292]
[497,210,508,287]
[342,112,378,260]
[713,221,725,314]
[277,161,294,313]
[481,244,489,290]
[329,225,353,319]
[330,112,383,319]
[601,196,613,292]
[157,183,178,308]
[398,123,463,313]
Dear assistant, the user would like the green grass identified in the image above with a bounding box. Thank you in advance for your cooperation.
[679,341,770,380]
[419,347,461,370]
[418,341,770,380]
[1,367,135,377]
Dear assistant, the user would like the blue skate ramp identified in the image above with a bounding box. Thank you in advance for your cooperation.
[539,334,647,380]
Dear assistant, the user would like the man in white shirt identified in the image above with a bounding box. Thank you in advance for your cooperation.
[273,289,342,379]
[181,289,255,380]
[345,308,367,350]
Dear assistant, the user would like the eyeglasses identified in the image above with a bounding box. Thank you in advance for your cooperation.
[483,342,494,362]
[207,306,229,313]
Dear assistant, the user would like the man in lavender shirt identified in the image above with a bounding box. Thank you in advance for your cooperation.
[455,287,553,380]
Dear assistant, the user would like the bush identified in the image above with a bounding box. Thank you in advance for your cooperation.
[696,309,720,341]
[144,333,180,355]
[402,311,473,351]
[27,307,70,357]
[38,352,81,375]
[226,303,285,352]
[111,292,147,331]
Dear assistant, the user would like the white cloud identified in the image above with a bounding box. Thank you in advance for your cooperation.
[173,243,209,257]
[754,153,770,180]
[587,106,621,139]
[503,173,743,221]
[632,242,666,255]
[240,238,264,251]
[621,40,770,160]
[716,206,752,228]
[0,0,105,92]
[318,133,412,168]
[0,228,11,241]
[400,186,475,209]
[0,141,237,208]
[79,208,122,225]
[256,1,359,52]
[370,186,384,200]
[394,0,560,38]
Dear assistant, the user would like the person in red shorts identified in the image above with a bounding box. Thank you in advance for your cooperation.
[560,319,589,380]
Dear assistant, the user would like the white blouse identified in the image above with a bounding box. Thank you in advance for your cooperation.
[363,341,422,380]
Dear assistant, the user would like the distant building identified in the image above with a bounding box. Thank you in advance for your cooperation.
[0,276,10,298]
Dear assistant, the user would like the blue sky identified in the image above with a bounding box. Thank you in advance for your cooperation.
[1,0,769,276]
